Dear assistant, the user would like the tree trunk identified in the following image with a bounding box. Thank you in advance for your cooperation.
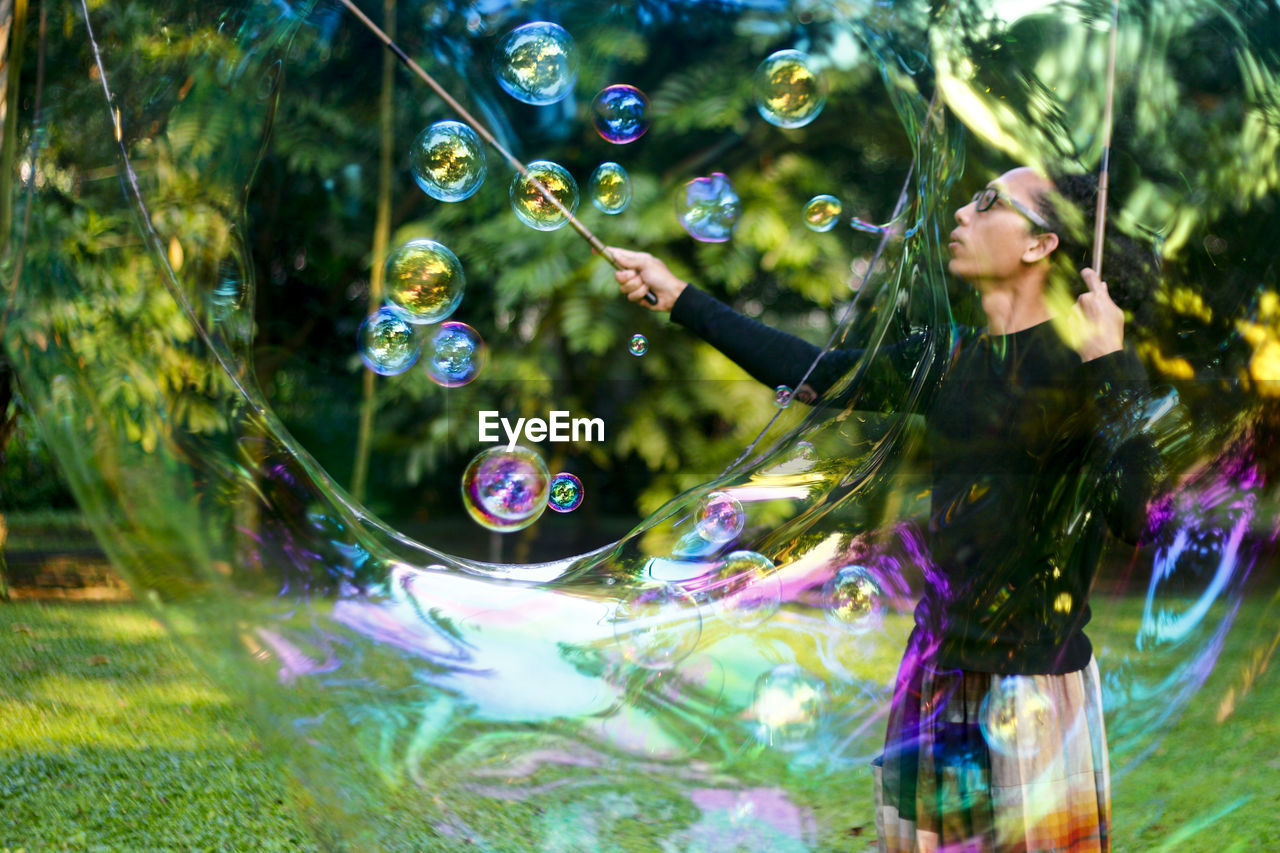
[350,0,395,504]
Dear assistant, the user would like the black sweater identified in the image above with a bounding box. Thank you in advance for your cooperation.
[672,285,1150,675]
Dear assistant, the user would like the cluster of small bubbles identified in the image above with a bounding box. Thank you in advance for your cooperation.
[591,84,649,144]
[409,121,486,202]
[695,491,745,544]
[461,445,550,532]
[803,194,842,232]
[753,49,827,129]
[424,321,485,387]
[628,333,648,356]
[493,21,578,105]
[677,173,740,242]
[708,550,780,630]
[589,162,632,214]
[821,565,886,634]
[751,664,830,750]
[774,385,793,408]
[547,472,584,513]
[510,161,579,230]
[384,239,464,324]
[359,307,420,375]
[611,583,703,671]
[979,675,1059,758]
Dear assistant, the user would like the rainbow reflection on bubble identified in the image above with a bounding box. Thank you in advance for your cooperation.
[510,161,579,231]
[803,195,841,232]
[409,120,486,202]
[589,162,632,215]
[774,385,793,408]
[384,239,464,324]
[493,21,578,105]
[424,321,485,387]
[754,49,827,129]
[548,472,584,512]
[628,333,648,356]
[461,445,551,531]
[676,172,740,242]
[358,307,419,376]
[751,665,830,751]
[695,491,744,544]
[822,566,885,634]
[591,84,649,144]
[979,675,1059,759]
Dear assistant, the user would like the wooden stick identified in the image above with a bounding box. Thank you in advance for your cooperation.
[336,0,658,301]
[1092,0,1121,277]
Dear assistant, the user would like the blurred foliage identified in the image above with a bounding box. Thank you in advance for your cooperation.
[3,0,1279,544]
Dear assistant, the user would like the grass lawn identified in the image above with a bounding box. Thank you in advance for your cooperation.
[1,597,1277,851]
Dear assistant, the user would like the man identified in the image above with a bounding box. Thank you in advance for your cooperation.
[610,167,1148,852]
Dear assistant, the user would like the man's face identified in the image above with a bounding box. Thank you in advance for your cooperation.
[947,167,1055,287]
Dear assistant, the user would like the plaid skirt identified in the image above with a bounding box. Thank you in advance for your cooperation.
[873,644,1110,853]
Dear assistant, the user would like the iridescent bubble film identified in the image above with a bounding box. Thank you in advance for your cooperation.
[591,84,649,144]
[408,120,486,202]
[384,239,464,324]
[628,333,648,356]
[589,162,632,215]
[460,445,551,531]
[676,172,740,242]
[547,472,584,512]
[424,321,485,387]
[753,49,827,129]
[802,194,841,232]
[358,307,420,375]
[10,1,1280,849]
[774,385,793,408]
[510,160,579,231]
[493,21,578,106]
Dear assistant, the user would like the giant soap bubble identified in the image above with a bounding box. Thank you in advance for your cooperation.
[493,21,578,105]
[7,0,1280,849]
[409,120,486,202]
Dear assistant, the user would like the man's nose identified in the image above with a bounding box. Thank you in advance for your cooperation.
[954,202,973,225]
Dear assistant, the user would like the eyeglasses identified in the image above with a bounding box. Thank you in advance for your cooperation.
[971,187,1052,231]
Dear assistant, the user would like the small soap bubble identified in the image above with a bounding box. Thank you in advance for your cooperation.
[359,307,420,376]
[548,472,584,513]
[708,550,780,630]
[424,321,485,387]
[774,385,793,408]
[803,195,841,232]
[409,120,486,202]
[589,162,632,215]
[979,675,1059,758]
[591,84,649,144]
[612,583,703,671]
[754,49,827,129]
[628,333,648,356]
[461,445,551,532]
[510,161,579,231]
[677,173,740,242]
[696,491,744,544]
[493,21,578,105]
[751,664,829,750]
[385,239,464,324]
[822,565,886,634]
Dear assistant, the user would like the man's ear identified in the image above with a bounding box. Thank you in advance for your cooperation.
[1022,230,1059,263]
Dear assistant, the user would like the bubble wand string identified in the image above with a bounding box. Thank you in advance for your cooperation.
[1092,0,1120,277]
[335,0,658,304]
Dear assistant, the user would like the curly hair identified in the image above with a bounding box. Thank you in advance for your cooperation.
[1035,171,1159,322]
